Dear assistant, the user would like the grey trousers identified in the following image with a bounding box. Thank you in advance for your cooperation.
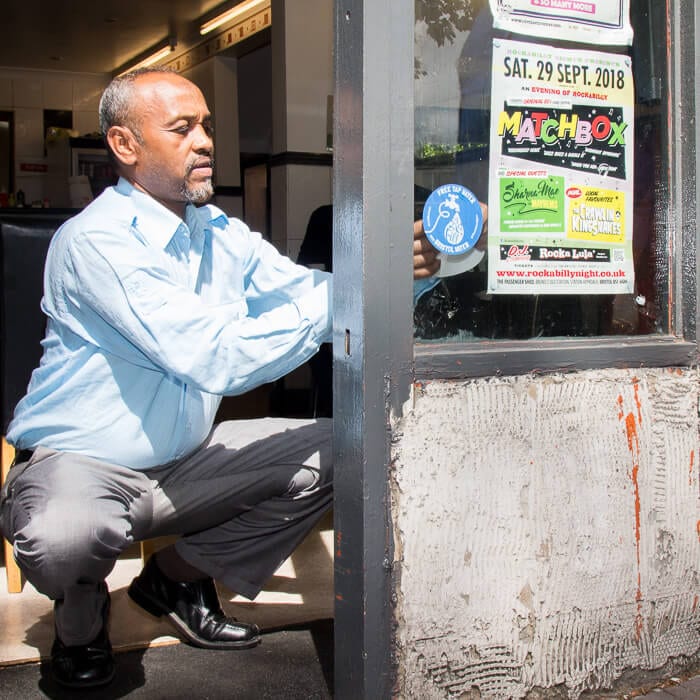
[0,418,332,645]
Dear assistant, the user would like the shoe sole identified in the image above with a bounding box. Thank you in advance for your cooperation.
[127,581,262,651]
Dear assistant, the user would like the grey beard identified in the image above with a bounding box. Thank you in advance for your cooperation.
[182,180,214,205]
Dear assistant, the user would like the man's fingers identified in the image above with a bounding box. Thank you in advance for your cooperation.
[475,203,489,251]
[414,235,438,255]
[413,251,439,267]
[413,260,441,279]
[480,202,488,221]
[412,218,440,278]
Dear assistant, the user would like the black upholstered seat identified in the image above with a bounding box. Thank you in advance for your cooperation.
[0,211,71,591]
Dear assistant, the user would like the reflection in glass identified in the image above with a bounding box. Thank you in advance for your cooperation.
[414,0,668,342]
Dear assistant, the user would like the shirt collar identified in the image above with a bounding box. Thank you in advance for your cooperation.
[115,177,225,250]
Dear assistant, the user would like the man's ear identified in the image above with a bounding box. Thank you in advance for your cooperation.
[106,125,139,166]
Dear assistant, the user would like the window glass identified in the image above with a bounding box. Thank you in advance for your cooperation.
[414,0,669,342]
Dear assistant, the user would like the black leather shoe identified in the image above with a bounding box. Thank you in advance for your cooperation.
[51,593,115,689]
[128,555,261,650]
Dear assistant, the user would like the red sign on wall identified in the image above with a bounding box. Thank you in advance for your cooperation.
[20,162,48,173]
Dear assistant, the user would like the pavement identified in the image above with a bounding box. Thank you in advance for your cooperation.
[629,674,700,700]
[1,632,699,699]
[0,619,334,699]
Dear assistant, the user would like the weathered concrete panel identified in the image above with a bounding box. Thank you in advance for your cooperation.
[392,368,700,699]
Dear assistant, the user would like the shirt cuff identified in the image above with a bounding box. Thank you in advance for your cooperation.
[413,277,440,304]
[294,273,333,344]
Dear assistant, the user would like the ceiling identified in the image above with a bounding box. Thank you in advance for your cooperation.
[0,0,232,74]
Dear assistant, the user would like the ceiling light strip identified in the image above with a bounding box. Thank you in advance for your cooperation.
[116,40,177,77]
[163,6,270,74]
[200,0,269,35]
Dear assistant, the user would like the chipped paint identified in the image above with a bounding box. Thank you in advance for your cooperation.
[392,367,700,699]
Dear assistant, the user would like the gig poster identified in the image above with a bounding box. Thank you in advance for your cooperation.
[487,39,635,295]
[489,0,633,47]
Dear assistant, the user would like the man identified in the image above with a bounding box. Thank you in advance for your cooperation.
[0,67,440,689]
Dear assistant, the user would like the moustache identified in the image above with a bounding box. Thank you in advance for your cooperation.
[186,157,215,175]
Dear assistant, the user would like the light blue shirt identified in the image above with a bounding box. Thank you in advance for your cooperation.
[7,179,332,469]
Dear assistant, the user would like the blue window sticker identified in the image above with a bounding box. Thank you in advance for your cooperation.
[422,184,483,256]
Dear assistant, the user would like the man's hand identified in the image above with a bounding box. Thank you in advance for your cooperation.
[413,220,440,279]
[475,202,489,252]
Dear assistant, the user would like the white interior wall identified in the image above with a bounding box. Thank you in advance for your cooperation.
[212,57,240,189]
[270,0,333,257]
[238,45,272,154]
[279,2,333,154]
[393,367,700,698]
[0,68,107,205]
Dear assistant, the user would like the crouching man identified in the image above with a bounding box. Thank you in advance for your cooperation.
[0,67,441,688]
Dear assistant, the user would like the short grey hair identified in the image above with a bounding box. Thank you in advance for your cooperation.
[98,66,178,145]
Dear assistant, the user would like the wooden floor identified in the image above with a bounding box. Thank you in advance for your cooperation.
[0,514,334,666]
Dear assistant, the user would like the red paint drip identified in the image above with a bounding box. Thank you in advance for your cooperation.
[619,395,643,640]
[632,379,642,424]
[690,450,696,487]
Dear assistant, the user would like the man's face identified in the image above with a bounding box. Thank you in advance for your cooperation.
[128,73,215,215]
